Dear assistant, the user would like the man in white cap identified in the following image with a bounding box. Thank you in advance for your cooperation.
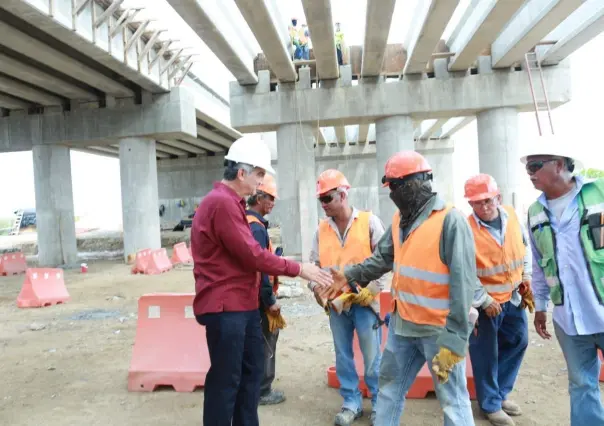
[522,135,604,425]
[191,134,333,426]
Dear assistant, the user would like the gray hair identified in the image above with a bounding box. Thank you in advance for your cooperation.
[223,160,254,181]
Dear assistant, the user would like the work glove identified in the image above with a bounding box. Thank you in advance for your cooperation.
[330,286,378,313]
[266,310,287,333]
[318,268,350,300]
[431,347,464,384]
[518,281,535,313]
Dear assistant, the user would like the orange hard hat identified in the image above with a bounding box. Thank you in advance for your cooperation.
[258,174,278,199]
[316,169,350,196]
[382,151,432,187]
[464,173,499,201]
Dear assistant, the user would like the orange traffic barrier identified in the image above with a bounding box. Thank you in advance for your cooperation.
[131,249,152,274]
[171,242,192,265]
[599,351,604,382]
[17,268,70,308]
[326,290,476,399]
[0,251,27,276]
[145,249,173,274]
[128,293,209,392]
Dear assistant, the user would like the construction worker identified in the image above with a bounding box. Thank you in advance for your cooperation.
[322,151,476,426]
[245,174,286,405]
[521,136,604,425]
[299,24,310,60]
[307,169,386,426]
[464,173,533,426]
[335,22,345,65]
[191,134,333,426]
[289,17,301,60]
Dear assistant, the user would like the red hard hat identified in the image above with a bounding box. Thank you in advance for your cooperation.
[464,174,499,201]
[382,151,432,187]
[316,169,350,196]
[258,174,278,199]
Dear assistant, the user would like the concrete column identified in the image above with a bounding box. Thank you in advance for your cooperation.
[119,138,161,262]
[275,123,317,262]
[32,145,78,267]
[477,107,521,207]
[375,115,415,222]
[418,138,456,204]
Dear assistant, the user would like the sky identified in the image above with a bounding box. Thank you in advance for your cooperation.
[0,0,602,224]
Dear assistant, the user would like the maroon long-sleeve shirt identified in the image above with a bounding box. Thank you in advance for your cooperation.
[191,182,301,315]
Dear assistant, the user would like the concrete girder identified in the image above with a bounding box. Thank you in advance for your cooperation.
[335,126,347,144]
[0,74,65,107]
[301,0,339,80]
[93,145,121,155]
[361,0,398,77]
[229,63,571,132]
[234,0,297,82]
[155,141,190,157]
[111,143,171,159]
[403,0,459,75]
[179,135,224,153]
[314,127,326,145]
[158,139,208,155]
[71,147,119,159]
[196,109,243,141]
[447,0,525,71]
[440,116,475,138]
[357,124,370,144]
[0,93,33,110]
[418,118,448,140]
[0,20,133,97]
[537,0,604,65]
[490,0,584,69]
[196,125,234,149]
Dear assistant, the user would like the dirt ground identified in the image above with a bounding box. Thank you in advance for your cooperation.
[0,260,585,425]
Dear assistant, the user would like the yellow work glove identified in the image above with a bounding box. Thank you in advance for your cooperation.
[518,281,535,313]
[431,348,464,384]
[355,287,377,306]
[266,310,287,333]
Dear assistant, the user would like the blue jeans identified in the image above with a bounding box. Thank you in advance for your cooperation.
[329,304,382,412]
[469,301,528,414]
[554,321,604,425]
[374,326,474,426]
[197,310,264,426]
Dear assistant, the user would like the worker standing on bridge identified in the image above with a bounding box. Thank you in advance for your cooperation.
[464,174,532,426]
[191,134,333,426]
[289,17,301,60]
[521,136,604,425]
[308,169,386,426]
[322,151,476,426]
[335,22,345,65]
[246,174,286,406]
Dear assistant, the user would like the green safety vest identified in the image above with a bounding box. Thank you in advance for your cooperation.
[527,178,604,306]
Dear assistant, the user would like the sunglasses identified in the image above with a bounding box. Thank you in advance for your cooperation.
[526,159,559,174]
[470,197,497,208]
[318,192,337,204]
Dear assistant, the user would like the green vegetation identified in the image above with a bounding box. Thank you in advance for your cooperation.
[579,168,604,179]
[0,217,12,236]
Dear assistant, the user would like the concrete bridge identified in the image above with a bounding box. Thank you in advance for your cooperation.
[1,0,604,264]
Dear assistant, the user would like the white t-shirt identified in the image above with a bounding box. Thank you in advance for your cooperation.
[547,181,578,222]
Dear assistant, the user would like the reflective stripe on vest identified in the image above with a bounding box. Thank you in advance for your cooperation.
[246,214,279,293]
[391,206,452,327]
[469,205,526,303]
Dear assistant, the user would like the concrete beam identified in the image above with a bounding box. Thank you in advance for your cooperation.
[491,0,583,68]
[0,94,32,111]
[0,87,196,153]
[441,116,475,138]
[334,126,347,144]
[301,0,339,80]
[229,64,571,132]
[71,147,119,159]
[159,139,208,155]
[0,74,64,106]
[538,0,604,65]
[196,109,243,141]
[314,127,326,145]
[196,125,234,149]
[234,0,297,82]
[361,0,397,77]
[180,135,224,153]
[418,118,448,140]
[314,137,455,159]
[447,0,525,71]
[155,141,189,157]
[166,0,257,85]
[358,124,370,144]
[403,0,459,75]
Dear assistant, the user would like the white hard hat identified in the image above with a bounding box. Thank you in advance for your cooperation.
[224,134,276,175]
[519,134,583,170]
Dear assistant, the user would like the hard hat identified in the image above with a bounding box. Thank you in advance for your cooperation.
[224,134,276,175]
[382,151,432,187]
[258,174,278,199]
[464,174,499,201]
[316,169,350,196]
[519,134,583,170]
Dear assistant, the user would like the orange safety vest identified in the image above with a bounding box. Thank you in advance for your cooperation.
[247,215,279,294]
[318,211,372,297]
[391,206,452,327]
[468,206,526,304]
[298,27,308,45]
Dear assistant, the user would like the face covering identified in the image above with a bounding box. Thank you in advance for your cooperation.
[389,179,435,228]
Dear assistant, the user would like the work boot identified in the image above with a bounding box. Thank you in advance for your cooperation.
[369,411,376,426]
[502,400,522,416]
[334,408,362,426]
[258,389,285,405]
[486,410,515,426]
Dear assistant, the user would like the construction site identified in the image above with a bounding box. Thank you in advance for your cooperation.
[1,0,604,425]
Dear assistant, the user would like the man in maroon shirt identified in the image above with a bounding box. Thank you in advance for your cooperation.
[191,135,332,426]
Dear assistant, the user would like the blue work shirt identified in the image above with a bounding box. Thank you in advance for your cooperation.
[531,175,604,336]
[246,209,277,308]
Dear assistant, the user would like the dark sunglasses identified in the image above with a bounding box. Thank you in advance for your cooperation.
[526,159,559,174]
[319,193,336,204]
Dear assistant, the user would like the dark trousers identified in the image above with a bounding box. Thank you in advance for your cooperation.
[336,47,343,65]
[259,309,279,396]
[197,310,264,426]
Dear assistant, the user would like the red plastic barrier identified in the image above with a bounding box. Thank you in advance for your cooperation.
[131,249,152,274]
[170,242,192,265]
[599,351,604,382]
[17,268,70,308]
[0,251,27,276]
[326,290,476,399]
[146,249,173,274]
[128,293,209,392]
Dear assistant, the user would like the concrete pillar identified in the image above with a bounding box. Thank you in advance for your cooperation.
[375,115,415,222]
[119,138,161,262]
[476,107,521,207]
[275,123,317,262]
[32,145,78,267]
[418,138,456,204]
